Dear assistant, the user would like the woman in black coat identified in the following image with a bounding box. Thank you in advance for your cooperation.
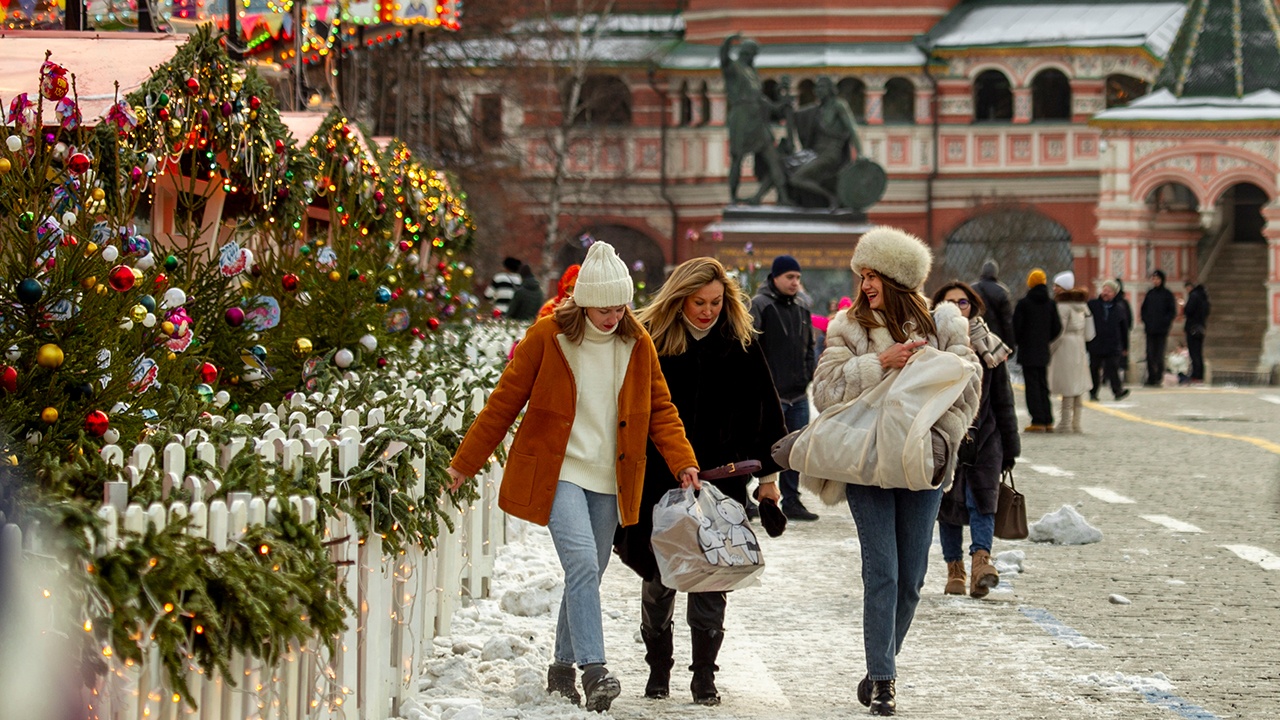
[615,257,787,706]
[932,282,1021,599]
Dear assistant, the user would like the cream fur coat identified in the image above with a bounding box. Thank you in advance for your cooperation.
[805,301,982,504]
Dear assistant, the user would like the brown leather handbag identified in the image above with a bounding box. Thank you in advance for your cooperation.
[698,460,762,481]
[994,471,1029,540]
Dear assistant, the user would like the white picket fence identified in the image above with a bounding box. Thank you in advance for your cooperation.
[3,399,507,720]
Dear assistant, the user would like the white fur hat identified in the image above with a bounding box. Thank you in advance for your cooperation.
[573,241,634,307]
[850,227,933,290]
[1053,270,1075,291]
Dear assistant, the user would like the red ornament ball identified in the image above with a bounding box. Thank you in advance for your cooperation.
[1,366,16,393]
[67,152,91,174]
[491,308,503,318]
[377,357,388,368]
[249,96,261,110]
[108,265,136,292]
[282,273,299,292]
[225,307,245,327]
[185,77,200,93]
[153,273,168,289]
[437,261,448,271]
[198,362,219,384]
[428,317,441,330]
[84,410,110,437]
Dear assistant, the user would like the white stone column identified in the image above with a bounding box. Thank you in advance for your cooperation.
[1259,199,1280,371]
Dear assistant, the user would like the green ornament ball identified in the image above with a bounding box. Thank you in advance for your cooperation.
[163,255,179,271]
[17,212,35,232]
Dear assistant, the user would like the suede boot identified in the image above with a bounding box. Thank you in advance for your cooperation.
[641,627,674,699]
[546,663,581,705]
[944,560,967,595]
[581,664,620,713]
[689,628,724,706]
[1057,396,1074,433]
[970,549,1000,599]
[870,679,896,716]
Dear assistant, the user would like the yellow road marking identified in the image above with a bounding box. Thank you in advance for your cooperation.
[1085,401,1280,455]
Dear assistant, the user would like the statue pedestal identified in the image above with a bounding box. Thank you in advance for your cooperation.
[706,205,872,272]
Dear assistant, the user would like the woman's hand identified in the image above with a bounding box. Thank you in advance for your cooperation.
[755,481,781,504]
[878,339,928,369]
[445,467,468,492]
[677,467,702,490]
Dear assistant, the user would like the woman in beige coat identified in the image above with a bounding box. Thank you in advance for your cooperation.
[1047,271,1094,433]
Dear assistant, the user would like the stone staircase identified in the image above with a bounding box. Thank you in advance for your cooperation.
[1201,241,1270,381]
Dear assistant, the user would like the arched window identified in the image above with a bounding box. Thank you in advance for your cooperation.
[883,77,915,124]
[698,81,711,125]
[1105,74,1148,108]
[941,207,1072,293]
[1031,68,1071,121]
[973,69,1013,122]
[837,77,867,122]
[565,74,632,126]
[798,78,817,107]
[678,81,692,126]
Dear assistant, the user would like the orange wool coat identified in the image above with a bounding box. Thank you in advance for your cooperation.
[450,316,698,527]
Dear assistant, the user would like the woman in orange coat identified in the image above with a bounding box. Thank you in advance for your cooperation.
[448,241,699,713]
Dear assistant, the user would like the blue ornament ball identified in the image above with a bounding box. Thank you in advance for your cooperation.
[195,383,215,403]
[17,278,43,305]
[375,286,392,304]
[139,294,157,312]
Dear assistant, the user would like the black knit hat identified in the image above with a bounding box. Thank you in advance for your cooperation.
[502,256,521,272]
[770,255,801,278]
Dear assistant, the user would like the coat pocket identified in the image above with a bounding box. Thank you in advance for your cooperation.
[500,452,539,507]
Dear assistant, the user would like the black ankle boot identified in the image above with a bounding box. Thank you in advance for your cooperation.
[869,679,896,716]
[857,674,872,707]
[641,627,674,699]
[689,629,724,706]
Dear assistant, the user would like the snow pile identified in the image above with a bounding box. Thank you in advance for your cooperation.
[1078,671,1175,695]
[1028,505,1102,545]
[994,549,1025,576]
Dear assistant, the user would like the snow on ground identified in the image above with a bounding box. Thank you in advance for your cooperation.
[1028,504,1103,545]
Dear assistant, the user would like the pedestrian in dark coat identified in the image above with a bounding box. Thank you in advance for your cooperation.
[973,259,1017,355]
[1087,279,1131,400]
[932,282,1020,599]
[1012,269,1062,431]
[617,257,787,706]
[1140,269,1177,386]
[750,255,818,521]
[1183,281,1211,382]
[505,265,545,321]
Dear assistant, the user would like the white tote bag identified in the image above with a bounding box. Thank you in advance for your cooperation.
[789,345,972,491]
[650,485,765,593]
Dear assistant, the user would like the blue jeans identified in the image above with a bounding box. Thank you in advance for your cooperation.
[547,481,619,667]
[938,481,995,563]
[780,399,810,503]
[845,484,943,680]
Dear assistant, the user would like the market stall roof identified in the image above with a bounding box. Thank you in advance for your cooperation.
[279,111,329,145]
[0,31,187,127]
[927,1,1186,57]
[660,42,926,71]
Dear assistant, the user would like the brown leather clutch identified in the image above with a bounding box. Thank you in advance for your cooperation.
[697,460,762,481]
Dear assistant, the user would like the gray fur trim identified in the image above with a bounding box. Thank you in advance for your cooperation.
[850,227,933,290]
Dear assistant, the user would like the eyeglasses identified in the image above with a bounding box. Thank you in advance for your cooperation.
[950,299,970,308]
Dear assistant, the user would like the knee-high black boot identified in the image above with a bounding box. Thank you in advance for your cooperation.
[689,628,724,706]
[642,626,674,699]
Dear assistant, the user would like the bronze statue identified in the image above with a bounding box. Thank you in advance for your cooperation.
[720,34,792,205]
[788,76,863,210]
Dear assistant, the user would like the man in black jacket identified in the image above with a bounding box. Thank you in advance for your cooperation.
[1183,281,1211,383]
[750,255,818,521]
[1012,269,1062,431]
[1140,270,1177,386]
[1087,279,1132,400]
[973,260,1017,354]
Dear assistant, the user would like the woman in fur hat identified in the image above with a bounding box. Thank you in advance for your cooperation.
[448,242,700,712]
[811,227,981,716]
[930,281,1020,599]
[1048,271,1094,432]
[614,257,788,706]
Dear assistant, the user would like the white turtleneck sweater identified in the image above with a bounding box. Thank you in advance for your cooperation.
[560,320,623,495]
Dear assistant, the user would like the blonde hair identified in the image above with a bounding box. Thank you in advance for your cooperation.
[637,257,755,357]
[552,296,644,344]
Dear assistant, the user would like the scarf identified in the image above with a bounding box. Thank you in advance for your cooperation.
[968,315,1012,369]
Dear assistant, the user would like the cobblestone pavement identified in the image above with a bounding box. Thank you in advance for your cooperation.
[593,385,1280,719]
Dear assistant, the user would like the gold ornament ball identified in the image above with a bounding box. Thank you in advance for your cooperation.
[293,338,313,357]
[167,119,183,136]
[129,305,147,323]
[167,352,177,361]
[463,267,474,278]
[84,241,98,255]
[36,343,64,369]
[91,188,105,202]
[81,275,98,290]
[161,321,176,336]
[41,407,59,424]
[328,270,341,282]
[0,158,11,174]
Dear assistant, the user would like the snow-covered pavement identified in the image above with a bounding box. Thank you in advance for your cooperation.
[406,385,1280,719]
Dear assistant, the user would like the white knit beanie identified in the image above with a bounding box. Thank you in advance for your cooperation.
[573,241,634,307]
[1053,270,1075,291]
[850,227,933,290]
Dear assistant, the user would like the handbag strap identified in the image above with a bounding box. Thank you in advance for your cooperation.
[1002,469,1016,490]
